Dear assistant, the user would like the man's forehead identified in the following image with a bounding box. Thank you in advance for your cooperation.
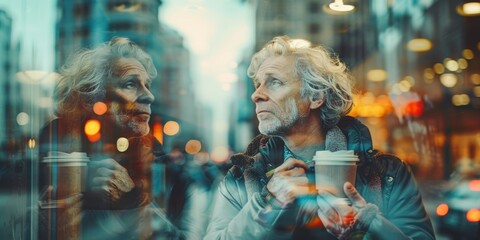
[253,55,296,80]
[113,58,148,77]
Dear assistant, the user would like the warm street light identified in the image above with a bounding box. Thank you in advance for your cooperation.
[457,2,480,16]
[407,38,433,52]
[328,0,354,12]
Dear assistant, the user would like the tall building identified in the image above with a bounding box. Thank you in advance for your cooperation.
[254,0,375,69]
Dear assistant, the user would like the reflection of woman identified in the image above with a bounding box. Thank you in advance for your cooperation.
[38,38,182,239]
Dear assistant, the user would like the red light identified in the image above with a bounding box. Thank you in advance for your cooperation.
[87,132,101,142]
[436,203,449,216]
[402,100,424,117]
[466,209,480,222]
[469,180,480,191]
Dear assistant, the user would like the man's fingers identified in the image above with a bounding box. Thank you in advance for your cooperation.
[275,158,307,172]
[96,167,114,177]
[344,182,367,207]
[89,158,123,170]
[316,185,339,196]
[56,193,83,208]
[279,167,306,177]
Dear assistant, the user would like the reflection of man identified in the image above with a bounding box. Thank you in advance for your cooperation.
[38,38,186,239]
[206,36,435,239]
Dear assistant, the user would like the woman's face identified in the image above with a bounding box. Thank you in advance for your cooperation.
[105,57,155,138]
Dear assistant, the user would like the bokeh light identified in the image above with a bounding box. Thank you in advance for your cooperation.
[436,203,449,216]
[93,102,108,115]
[28,138,36,149]
[471,73,480,85]
[423,68,435,83]
[473,86,480,97]
[164,121,180,136]
[87,133,101,142]
[440,73,458,88]
[462,49,474,60]
[366,69,387,82]
[16,112,29,126]
[433,63,445,74]
[185,139,202,154]
[469,180,480,191]
[84,119,101,136]
[445,59,459,71]
[210,146,230,163]
[466,209,480,222]
[407,38,432,52]
[116,137,129,152]
[457,58,468,70]
[452,94,470,106]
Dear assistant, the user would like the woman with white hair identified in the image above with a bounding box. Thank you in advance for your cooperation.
[38,37,187,239]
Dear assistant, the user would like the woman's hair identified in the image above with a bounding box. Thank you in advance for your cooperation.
[55,37,157,116]
[247,36,354,130]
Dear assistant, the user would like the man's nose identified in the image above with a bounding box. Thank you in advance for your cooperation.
[138,85,155,104]
[251,85,268,103]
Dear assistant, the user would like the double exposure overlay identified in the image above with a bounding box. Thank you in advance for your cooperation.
[0,0,479,239]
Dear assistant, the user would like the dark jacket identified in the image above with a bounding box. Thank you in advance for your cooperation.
[205,117,435,239]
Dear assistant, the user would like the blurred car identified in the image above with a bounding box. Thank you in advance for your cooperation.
[436,179,480,239]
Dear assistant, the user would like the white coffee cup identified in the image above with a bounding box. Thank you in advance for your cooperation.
[313,150,359,197]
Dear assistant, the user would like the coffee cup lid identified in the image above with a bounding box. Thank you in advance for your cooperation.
[42,151,90,163]
[313,150,358,162]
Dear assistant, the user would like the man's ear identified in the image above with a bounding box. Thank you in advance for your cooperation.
[309,92,324,110]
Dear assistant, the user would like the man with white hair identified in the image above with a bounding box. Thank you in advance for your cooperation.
[205,36,434,239]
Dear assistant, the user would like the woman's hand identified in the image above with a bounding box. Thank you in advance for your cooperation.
[89,158,135,202]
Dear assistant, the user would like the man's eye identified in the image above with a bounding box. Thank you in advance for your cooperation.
[269,79,282,87]
[124,81,136,89]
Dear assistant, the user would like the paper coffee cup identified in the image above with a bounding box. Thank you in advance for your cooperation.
[313,150,358,197]
[42,151,89,240]
[42,151,89,200]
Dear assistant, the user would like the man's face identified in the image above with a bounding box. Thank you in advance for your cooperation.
[251,55,311,136]
[105,57,154,137]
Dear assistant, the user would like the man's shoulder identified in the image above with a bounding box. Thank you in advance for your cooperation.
[370,150,410,176]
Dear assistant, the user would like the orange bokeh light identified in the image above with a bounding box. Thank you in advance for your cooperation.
[466,209,480,222]
[436,203,449,216]
[84,119,101,136]
[185,140,202,155]
[87,132,101,142]
[93,102,108,115]
[152,122,163,144]
[469,180,480,191]
[164,121,180,136]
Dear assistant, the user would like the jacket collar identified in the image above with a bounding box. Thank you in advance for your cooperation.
[250,116,374,167]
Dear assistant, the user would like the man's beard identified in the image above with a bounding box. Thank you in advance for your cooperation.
[110,104,150,138]
[258,98,306,136]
